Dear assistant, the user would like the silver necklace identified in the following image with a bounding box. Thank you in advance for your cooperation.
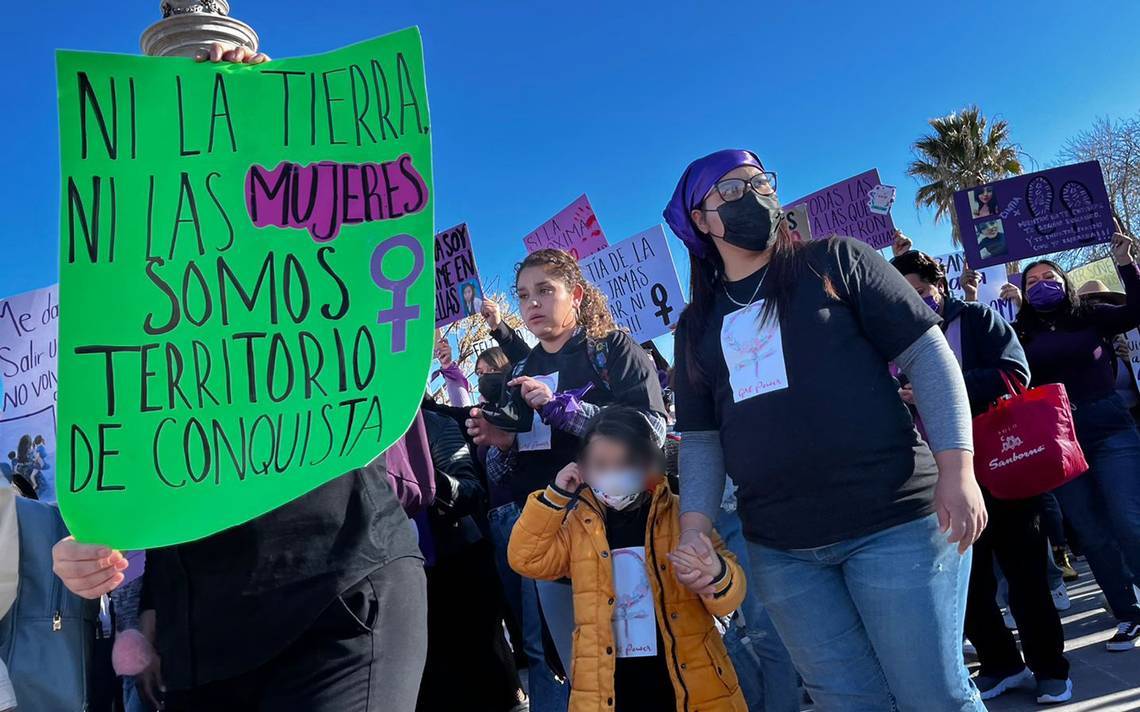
[723,267,768,308]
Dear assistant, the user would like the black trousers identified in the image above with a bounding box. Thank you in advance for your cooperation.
[964,493,1069,681]
[166,556,428,712]
[417,538,523,712]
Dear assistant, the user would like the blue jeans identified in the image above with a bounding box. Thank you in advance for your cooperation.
[716,507,800,712]
[123,677,154,712]
[1054,394,1140,623]
[487,503,569,712]
[748,515,983,712]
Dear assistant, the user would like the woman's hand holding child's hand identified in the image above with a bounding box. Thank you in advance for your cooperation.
[667,532,723,597]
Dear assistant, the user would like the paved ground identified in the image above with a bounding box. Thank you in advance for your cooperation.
[980,560,1139,712]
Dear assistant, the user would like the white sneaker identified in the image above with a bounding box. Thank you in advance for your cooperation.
[1036,677,1073,704]
[974,668,1033,700]
[1052,585,1071,612]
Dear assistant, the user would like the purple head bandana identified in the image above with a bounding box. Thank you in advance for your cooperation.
[662,149,765,259]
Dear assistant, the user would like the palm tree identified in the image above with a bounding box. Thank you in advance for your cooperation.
[907,105,1024,245]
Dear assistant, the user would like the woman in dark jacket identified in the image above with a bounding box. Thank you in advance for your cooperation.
[1003,226,1140,654]
[893,251,1071,704]
[416,409,525,712]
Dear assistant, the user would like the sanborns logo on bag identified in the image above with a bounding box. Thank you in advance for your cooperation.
[1001,435,1024,453]
[990,440,1046,470]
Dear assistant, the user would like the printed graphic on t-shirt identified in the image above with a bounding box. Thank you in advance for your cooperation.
[611,546,657,658]
[517,372,559,452]
[720,300,788,403]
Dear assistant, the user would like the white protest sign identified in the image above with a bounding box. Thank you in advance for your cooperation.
[579,225,686,342]
[935,252,1019,322]
[0,284,60,502]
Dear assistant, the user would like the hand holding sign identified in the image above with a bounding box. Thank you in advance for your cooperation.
[961,262,980,302]
[891,230,913,258]
[1112,218,1137,266]
[481,298,502,330]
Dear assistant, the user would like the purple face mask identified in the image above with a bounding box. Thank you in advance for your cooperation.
[922,294,941,313]
[1027,280,1067,310]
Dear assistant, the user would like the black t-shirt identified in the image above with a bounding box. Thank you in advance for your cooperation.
[507,330,665,504]
[605,495,676,712]
[674,238,941,550]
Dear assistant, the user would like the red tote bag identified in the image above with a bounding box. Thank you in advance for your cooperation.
[973,372,1089,500]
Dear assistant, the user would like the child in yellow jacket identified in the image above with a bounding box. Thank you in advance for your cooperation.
[509,406,748,712]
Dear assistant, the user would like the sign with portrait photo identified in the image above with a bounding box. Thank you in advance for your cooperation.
[954,161,1115,268]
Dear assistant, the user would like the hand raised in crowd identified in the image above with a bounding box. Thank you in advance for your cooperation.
[466,408,515,449]
[1111,218,1136,266]
[960,264,980,302]
[481,299,502,330]
[554,462,583,491]
[51,537,129,599]
[667,531,722,597]
[434,337,453,367]
[932,453,988,554]
[194,42,270,64]
[891,230,913,258]
[999,283,1023,308]
[509,376,554,409]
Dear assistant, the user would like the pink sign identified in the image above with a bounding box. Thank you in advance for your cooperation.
[522,194,608,259]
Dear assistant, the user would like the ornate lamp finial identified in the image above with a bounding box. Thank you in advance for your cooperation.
[141,1,259,58]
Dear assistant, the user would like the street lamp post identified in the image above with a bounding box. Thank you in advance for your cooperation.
[140,1,259,58]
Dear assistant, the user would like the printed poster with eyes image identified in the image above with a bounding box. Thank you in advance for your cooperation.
[955,161,1115,269]
[720,300,788,403]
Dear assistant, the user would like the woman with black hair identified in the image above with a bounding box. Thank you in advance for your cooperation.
[664,149,987,711]
[1003,228,1140,653]
[892,250,1072,704]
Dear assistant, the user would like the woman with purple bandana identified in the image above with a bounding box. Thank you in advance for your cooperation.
[664,149,988,710]
[1005,234,1140,654]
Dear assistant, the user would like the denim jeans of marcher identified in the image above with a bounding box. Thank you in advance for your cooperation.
[748,514,984,712]
[716,507,800,712]
[1054,394,1140,623]
[488,502,569,712]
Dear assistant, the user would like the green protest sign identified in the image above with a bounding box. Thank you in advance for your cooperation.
[56,29,434,548]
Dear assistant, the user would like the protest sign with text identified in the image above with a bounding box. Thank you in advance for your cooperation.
[0,284,59,502]
[782,169,895,250]
[522,194,608,259]
[955,161,1114,268]
[434,223,482,327]
[56,30,435,548]
[580,225,685,342]
[934,252,1019,322]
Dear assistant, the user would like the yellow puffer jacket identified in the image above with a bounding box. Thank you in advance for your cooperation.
[509,481,748,712]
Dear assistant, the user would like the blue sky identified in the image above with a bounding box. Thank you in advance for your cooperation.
[6,1,1140,357]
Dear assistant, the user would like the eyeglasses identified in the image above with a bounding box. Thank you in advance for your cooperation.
[707,172,777,204]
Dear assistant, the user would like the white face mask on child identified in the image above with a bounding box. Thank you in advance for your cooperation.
[589,469,645,510]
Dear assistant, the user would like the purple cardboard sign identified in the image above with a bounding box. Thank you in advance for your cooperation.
[954,161,1114,269]
[434,223,483,328]
[782,169,896,250]
[522,194,609,259]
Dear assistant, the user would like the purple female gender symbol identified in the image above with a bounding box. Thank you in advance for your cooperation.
[370,234,424,353]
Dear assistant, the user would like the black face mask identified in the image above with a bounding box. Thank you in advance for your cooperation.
[713,191,783,252]
[478,372,505,402]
